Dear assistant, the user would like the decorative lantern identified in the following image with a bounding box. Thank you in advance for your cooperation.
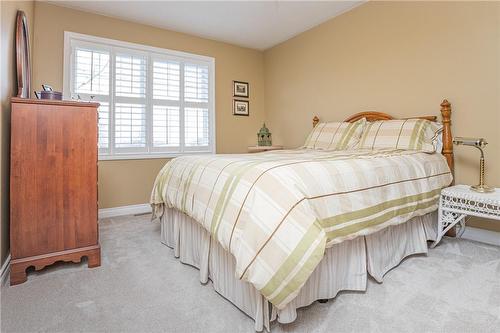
[257,123,272,146]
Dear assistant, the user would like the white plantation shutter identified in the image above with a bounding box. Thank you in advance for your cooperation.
[74,48,109,95]
[152,106,180,148]
[183,63,210,150]
[185,107,209,147]
[151,59,181,151]
[72,46,111,152]
[65,32,215,159]
[184,64,209,103]
[153,60,180,101]
[114,52,147,153]
[115,53,147,98]
[97,102,110,149]
[114,103,146,149]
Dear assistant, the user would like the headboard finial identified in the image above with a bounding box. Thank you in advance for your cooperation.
[440,99,451,117]
[440,99,454,174]
[312,116,320,128]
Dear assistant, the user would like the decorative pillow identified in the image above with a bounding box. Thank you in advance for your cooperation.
[304,118,366,150]
[434,125,444,153]
[357,119,443,152]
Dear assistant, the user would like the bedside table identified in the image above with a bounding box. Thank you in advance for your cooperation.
[247,145,283,153]
[432,185,500,247]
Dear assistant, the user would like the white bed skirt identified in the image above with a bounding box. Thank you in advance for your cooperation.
[160,208,438,331]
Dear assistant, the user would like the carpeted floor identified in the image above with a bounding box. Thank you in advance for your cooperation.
[1,214,499,333]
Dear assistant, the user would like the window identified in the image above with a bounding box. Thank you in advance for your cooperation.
[64,32,215,160]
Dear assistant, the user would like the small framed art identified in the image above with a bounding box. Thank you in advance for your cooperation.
[233,99,249,116]
[233,81,249,98]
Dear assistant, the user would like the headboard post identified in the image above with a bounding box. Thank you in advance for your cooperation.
[312,116,319,128]
[440,99,454,174]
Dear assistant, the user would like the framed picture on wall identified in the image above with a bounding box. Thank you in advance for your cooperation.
[233,99,249,116]
[233,81,249,98]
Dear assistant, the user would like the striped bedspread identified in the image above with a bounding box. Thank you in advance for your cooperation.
[151,149,452,309]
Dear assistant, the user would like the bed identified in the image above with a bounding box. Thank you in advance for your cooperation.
[151,100,455,331]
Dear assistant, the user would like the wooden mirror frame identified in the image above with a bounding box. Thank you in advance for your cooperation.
[16,10,31,98]
[312,99,454,173]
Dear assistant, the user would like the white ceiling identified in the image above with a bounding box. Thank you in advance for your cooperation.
[48,1,363,50]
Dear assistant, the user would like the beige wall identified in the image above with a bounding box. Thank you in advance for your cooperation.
[264,1,500,231]
[98,159,167,208]
[0,0,34,267]
[31,2,266,209]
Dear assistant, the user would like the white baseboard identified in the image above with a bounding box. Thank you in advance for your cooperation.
[461,227,500,247]
[0,254,11,286]
[98,203,151,219]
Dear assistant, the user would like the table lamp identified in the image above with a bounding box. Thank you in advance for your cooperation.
[453,137,494,193]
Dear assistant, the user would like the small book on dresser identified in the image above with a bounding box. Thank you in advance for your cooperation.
[9,98,101,285]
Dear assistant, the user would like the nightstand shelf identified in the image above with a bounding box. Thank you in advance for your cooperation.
[432,185,500,247]
[247,145,283,153]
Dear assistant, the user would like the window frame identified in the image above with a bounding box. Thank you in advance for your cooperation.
[63,31,216,160]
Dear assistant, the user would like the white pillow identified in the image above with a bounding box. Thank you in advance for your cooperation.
[434,125,443,153]
[303,118,366,150]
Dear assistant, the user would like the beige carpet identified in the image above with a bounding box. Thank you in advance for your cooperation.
[1,214,499,333]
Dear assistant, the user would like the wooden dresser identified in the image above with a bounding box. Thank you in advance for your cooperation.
[10,98,101,285]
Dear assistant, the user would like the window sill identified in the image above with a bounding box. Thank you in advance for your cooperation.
[98,151,214,161]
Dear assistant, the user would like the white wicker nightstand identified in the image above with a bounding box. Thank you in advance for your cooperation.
[432,185,500,247]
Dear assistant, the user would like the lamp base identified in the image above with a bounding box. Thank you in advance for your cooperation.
[470,184,495,193]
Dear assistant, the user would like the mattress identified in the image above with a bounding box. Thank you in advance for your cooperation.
[160,207,438,331]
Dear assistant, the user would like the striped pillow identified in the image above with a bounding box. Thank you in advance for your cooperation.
[304,118,366,150]
[358,119,442,152]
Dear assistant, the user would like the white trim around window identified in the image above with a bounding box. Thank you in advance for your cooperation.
[63,31,216,160]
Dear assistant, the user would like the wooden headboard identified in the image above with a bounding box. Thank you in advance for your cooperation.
[312,99,454,173]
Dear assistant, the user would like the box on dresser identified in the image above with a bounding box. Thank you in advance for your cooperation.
[9,98,101,285]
